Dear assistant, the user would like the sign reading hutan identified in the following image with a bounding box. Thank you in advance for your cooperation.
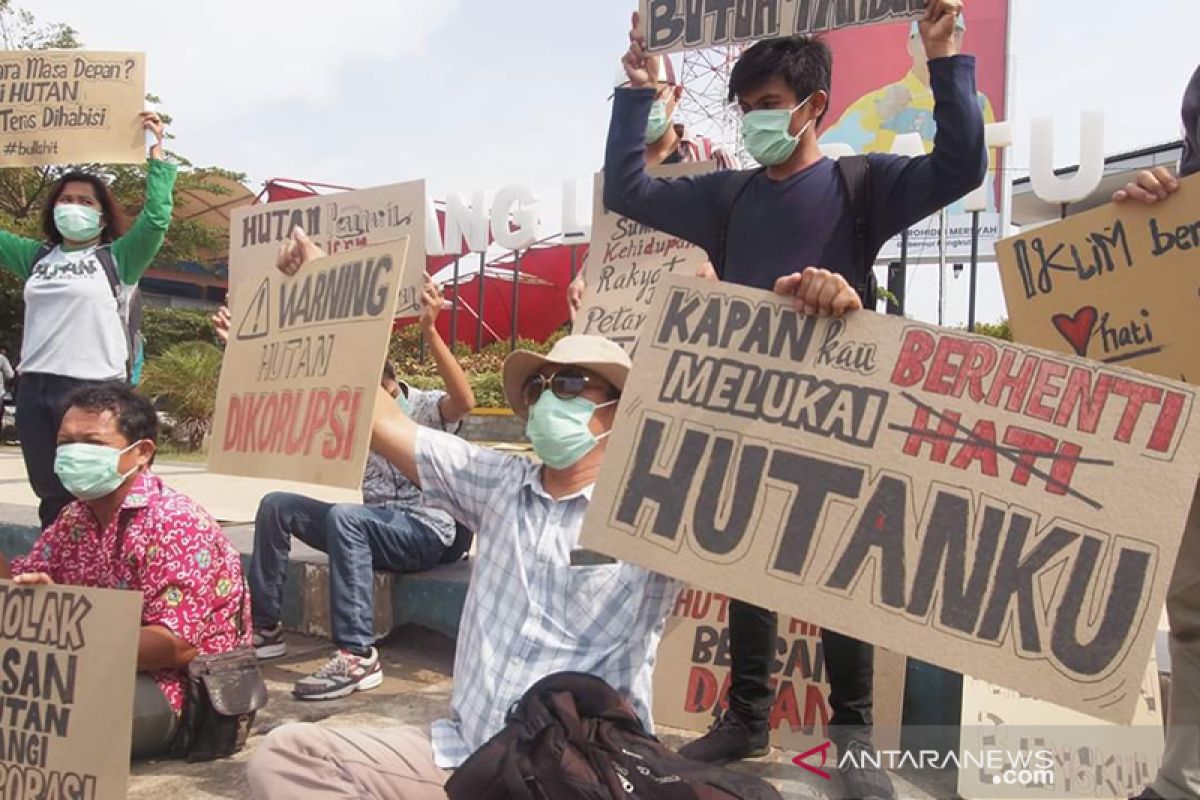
[209,239,412,489]
[0,50,146,167]
[958,659,1164,798]
[653,586,906,753]
[581,274,1200,724]
[574,162,714,357]
[228,180,427,318]
[0,580,141,799]
[640,0,925,55]
[996,174,1200,384]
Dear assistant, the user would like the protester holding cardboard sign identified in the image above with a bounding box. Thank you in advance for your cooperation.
[1113,63,1200,800]
[603,2,984,794]
[1,111,174,530]
[248,274,477,701]
[567,56,733,319]
[0,383,252,759]
[247,226,867,798]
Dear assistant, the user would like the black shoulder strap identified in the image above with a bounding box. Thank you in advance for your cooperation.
[836,155,877,307]
[93,244,121,301]
[33,242,53,265]
[714,167,765,279]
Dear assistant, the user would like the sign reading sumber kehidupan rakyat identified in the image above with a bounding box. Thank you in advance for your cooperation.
[640,0,925,54]
[581,273,1200,724]
[0,581,141,800]
[0,50,146,167]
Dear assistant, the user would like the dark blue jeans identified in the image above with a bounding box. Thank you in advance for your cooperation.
[249,492,448,651]
[16,372,105,528]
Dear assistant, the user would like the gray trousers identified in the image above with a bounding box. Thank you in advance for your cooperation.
[247,723,448,799]
[132,674,179,760]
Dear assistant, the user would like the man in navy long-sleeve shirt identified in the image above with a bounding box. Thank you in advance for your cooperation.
[604,3,985,798]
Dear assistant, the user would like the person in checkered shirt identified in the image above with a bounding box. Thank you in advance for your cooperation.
[567,55,734,319]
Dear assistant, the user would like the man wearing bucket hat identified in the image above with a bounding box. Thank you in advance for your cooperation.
[247,323,680,795]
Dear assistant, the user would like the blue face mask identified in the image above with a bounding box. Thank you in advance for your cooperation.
[54,204,103,242]
[396,390,411,417]
[645,99,671,144]
[54,441,141,501]
[525,394,616,469]
[741,94,815,167]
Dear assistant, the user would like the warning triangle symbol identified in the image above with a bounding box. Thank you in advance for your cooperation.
[237,278,271,340]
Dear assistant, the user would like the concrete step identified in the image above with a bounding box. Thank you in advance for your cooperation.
[223,525,473,643]
[0,514,472,644]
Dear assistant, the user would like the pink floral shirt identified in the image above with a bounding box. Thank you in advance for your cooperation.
[11,471,251,713]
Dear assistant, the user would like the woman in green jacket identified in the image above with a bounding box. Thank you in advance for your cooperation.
[2,111,177,528]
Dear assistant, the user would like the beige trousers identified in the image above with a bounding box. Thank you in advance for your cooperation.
[247,723,449,800]
[1154,503,1200,800]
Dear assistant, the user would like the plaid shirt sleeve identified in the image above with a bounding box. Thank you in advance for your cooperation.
[415,427,522,534]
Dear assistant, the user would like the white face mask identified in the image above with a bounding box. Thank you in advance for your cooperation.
[741,93,815,167]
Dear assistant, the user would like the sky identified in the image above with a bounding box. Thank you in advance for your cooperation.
[28,0,1200,326]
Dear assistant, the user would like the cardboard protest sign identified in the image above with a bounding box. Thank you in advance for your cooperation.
[228,180,426,318]
[958,659,1164,798]
[640,0,925,55]
[996,174,1200,384]
[0,580,141,799]
[209,238,412,489]
[574,163,714,356]
[0,50,145,167]
[581,273,1200,723]
[654,587,906,752]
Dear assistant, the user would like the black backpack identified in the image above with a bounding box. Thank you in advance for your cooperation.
[713,155,878,307]
[445,672,783,800]
[33,242,144,384]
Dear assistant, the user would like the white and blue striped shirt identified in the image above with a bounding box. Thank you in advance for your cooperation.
[415,427,679,769]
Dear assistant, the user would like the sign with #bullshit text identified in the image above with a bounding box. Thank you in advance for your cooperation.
[0,50,145,167]
[581,273,1200,724]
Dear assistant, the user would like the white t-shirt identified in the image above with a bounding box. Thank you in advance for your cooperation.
[21,245,128,380]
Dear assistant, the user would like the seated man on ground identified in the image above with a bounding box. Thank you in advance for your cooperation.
[244,249,862,798]
[247,329,675,798]
[248,274,476,700]
[0,382,250,759]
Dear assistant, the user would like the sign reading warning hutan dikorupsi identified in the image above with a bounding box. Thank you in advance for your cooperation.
[639,0,925,54]
[996,174,1200,383]
[0,50,145,167]
[228,181,427,318]
[580,274,1200,724]
[574,162,714,357]
[0,580,141,799]
[209,239,412,489]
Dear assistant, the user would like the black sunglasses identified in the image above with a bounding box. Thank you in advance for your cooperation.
[522,368,615,407]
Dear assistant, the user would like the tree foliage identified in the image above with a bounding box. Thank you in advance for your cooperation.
[0,2,244,357]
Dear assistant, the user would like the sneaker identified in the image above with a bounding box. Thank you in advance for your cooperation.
[838,740,896,800]
[1129,790,1165,800]
[677,711,770,763]
[292,648,383,701]
[253,623,287,660]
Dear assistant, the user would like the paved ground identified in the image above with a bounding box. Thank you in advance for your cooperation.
[127,631,949,800]
[0,445,951,798]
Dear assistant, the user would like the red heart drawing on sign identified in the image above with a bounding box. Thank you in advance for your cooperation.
[1051,307,1099,358]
